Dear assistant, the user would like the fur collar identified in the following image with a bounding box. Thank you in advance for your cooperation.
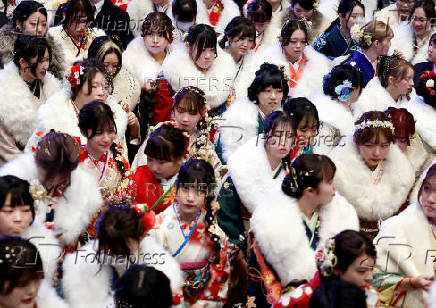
[352,77,411,119]
[162,46,237,109]
[233,50,259,98]
[404,133,428,174]
[409,157,436,205]
[228,136,286,213]
[407,96,436,151]
[220,97,259,161]
[123,37,162,85]
[259,43,331,99]
[329,138,415,221]
[196,0,239,35]
[0,62,60,147]
[251,186,359,284]
[375,203,433,307]
[255,14,282,53]
[37,281,68,308]
[33,89,127,146]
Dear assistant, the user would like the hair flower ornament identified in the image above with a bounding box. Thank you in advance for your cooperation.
[315,238,337,277]
[334,79,353,102]
[355,120,395,133]
[68,65,84,88]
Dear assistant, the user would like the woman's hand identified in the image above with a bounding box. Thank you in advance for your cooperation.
[410,275,433,291]
[123,104,140,138]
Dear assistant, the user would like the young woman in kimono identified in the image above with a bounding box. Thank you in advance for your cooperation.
[311,65,363,154]
[0,35,60,166]
[123,12,174,126]
[163,23,237,113]
[150,159,231,307]
[283,97,319,157]
[372,163,436,308]
[352,55,415,118]
[220,63,289,162]
[0,175,61,286]
[389,0,436,65]
[62,205,183,308]
[0,131,102,250]
[259,19,330,99]
[313,0,364,59]
[132,123,188,214]
[345,20,393,87]
[195,0,240,36]
[0,237,68,308]
[329,111,415,240]
[248,154,359,307]
[274,230,378,308]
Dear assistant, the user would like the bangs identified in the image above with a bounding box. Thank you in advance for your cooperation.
[235,27,256,42]
[174,96,202,114]
[248,11,269,23]
[321,161,336,182]
[89,117,117,138]
[258,72,285,92]
[355,127,393,145]
[144,136,176,162]
[298,115,318,129]
[176,159,216,195]
[195,34,216,50]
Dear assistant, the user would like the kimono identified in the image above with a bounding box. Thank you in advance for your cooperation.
[195,0,240,35]
[251,14,282,54]
[329,137,415,240]
[407,95,436,153]
[150,203,230,306]
[345,50,375,87]
[62,237,183,308]
[248,186,359,306]
[0,62,60,165]
[231,50,259,99]
[373,203,436,307]
[313,25,359,59]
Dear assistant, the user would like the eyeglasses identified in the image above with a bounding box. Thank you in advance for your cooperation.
[411,16,428,23]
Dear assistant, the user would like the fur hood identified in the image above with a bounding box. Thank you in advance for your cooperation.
[0,62,60,148]
[407,95,436,151]
[220,97,259,161]
[123,36,162,86]
[36,281,68,308]
[23,221,62,284]
[162,45,237,109]
[352,77,412,119]
[389,23,435,65]
[0,153,103,246]
[196,0,239,35]
[251,186,359,284]
[228,136,286,214]
[62,237,183,308]
[329,137,415,221]
[31,89,127,146]
[375,202,433,307]
[258,43,331,99]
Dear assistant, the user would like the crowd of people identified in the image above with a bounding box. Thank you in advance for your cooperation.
[0,0,435,306]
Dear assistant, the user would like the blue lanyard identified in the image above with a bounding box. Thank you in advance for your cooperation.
[172,203,201,258]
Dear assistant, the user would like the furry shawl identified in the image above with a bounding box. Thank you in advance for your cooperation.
[255,13,282,54]
[195,0,240,35]
[257,43,331,99]
[251,186,359,285]
[407,95,436,152]
[0,153,103,246]
[329,137,415,221]
[62,237,183,308]
[374,203,434,307]
[409,157,436,205]
[162,45,237,109]
[389,23,435,65]
[227,136,286,214]
[233,49,259,98]
[36,281,69,308]
[0,62,60,148]
[112,65,141,111]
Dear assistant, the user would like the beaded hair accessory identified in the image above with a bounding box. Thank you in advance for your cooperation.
[379,54,402,84]
[67,64,84,88]
[288,166,315,193]
[420,70,436,96]
[0,245,22,265]
[315,238,337,277]
[174,86,207,102]
[354,120,394,133]
[278,64,290,82]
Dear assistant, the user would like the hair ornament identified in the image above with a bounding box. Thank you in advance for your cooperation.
[350,24,372,46]
[315,238,337,277]
[354,120,394,132]
[300,17,312,30]
[289,166,299,192]
[67,64,84,88]
[131,203,156,230]
[147,121,190,157]
[278,64,289,82]
[421,70,436,96]
[334,79,354,102]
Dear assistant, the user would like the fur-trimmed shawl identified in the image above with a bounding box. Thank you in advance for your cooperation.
[251,186,359,285]
[112,66,141,111]
[220,97,260,161]
[227,136,286,214]
[409,157,436,205]
[407,95,436,152]
[329,137,415,221]
[0,153,103,246]
[374,203,434,307]
[27,89,127,147]
[429,281,436,308]
[195,0,240,35]
[36,281,69,308]
[127,0,173,37]
[257,43,331,99]
[389,23,435,65]
[162,45,237,109]
[0,62,60,149]
[254,13,282,54]
[232,49,259,99]
[352,77,412,119]
[62,237,183,308]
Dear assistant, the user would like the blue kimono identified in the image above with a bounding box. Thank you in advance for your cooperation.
[345,50,375,87]
[313,25,359,60]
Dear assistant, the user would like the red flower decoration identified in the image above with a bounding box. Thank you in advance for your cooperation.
[208,0,224,27]
[420,70,436,96]
[67,65,83,88]
[132,204,156,230]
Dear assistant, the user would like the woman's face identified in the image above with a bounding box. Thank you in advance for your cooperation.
[374,37,392,57]
[0,279,42,308]
[102,52,120,77]
[0,194,33,237]
[337,254,375,290]
[389,67,414,97]
[228,35,254,58]
[357,134,391,170]
[394,136,409,152]
[420,173,436,220]
[177,184,206,217]
[264,123,295,162]
[314,178,336,206]
[18,12,47,37]
[292,3,314,20]
[427,42,436,63]
[411,7,430,38]
[143,30,170,56]
[67,12,90,38]
[76,72,109,103]
[173,103,203,134]
[283,29,307,63]
[36,166,69,191]
[257,85,283,116]
[147,156,183,180]
[396,0,414,20]
[252,20,268,34]
[340,6,364,31]
[86,125,117,156]
[296,116,318,148]
[189,44,216,70]
[20,49,50,81]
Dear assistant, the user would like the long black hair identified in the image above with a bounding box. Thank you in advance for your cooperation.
[323,0,365,34]
[13,35,51,75]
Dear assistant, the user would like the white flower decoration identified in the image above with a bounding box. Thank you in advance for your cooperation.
[426,79,434,88]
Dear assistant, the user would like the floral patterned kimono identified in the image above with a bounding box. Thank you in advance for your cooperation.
[150,202,230,307]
